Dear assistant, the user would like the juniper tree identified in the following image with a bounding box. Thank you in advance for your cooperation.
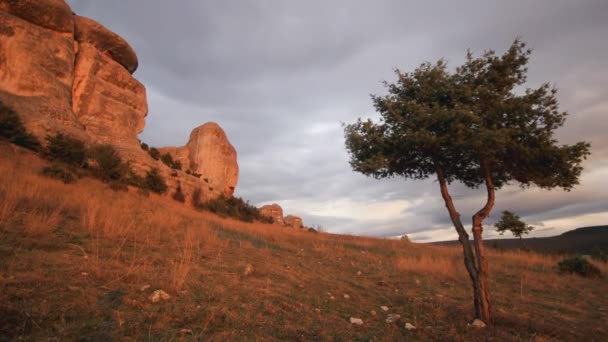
[495,210,534,248]
[344,39,590,323]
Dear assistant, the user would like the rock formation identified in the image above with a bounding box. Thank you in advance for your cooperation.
[0,0,238,202]
[284,215,304,229]
[260,204,284,225]
[159,123,239,198]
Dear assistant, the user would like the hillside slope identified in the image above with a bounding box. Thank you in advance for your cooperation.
[1,143,607,341]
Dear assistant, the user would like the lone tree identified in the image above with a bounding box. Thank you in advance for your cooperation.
[495,210,534,248]
[344,39,590,323]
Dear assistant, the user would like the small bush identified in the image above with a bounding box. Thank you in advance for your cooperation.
[88,145,128,182]
[199,195,273,223]
[149,147,160,160]
[42,163,76,184]
[45,133,86,167]
[558,257,602,278]
[140,142,149,151]
[161,152,182,170]
[192,188,202,207]
[142,168,167,194]
[172,186,185,203]
[0,102,41,151]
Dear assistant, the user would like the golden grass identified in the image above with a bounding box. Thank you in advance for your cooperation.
[1,143,607,341]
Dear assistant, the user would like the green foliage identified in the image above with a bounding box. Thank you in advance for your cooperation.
[88,145,128,182]
[45,133,86,167]
[142,168,167,194]
[41,163,77,184]
[558,257,602,278]
[198,195,272,223]
[148,147,160,160]
[494,210,534,239]
[0,102,41,151]
[344,39,590,190]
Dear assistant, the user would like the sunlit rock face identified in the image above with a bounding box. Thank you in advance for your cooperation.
[260,204,285,225]
[0,0,240,202]
[161,123,239,199]
[284,215,304,229]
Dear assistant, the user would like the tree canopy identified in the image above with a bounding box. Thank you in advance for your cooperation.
[495,210,534,239]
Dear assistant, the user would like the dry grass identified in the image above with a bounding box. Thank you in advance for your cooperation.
[1,143,607,341]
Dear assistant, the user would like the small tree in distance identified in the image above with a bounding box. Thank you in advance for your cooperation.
[344,39,590,323]
[494,210,534,248]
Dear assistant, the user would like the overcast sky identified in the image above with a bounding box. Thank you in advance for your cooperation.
[66,0,608,242]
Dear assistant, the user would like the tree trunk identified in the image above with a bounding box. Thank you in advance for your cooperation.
[436,168,485,321]
[470,161,496,323]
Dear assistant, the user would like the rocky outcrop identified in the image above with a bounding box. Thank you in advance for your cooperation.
[260,204,284,225]
[160,123,239,198]
[284,215,304,229]
[72,15,146,149]
[0,1,239,202]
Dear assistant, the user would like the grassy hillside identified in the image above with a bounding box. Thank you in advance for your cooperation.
[1,143,607,341]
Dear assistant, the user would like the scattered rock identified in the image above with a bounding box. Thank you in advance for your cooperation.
[380,306,389,312]
[140,284,151,292]
[243,264,254,276]
[468,319,486,328]
[68,285,81,291]
[415,279,421,286]
[314,308,321,314]
[149,290,171,303]
[81,272,88,276]
[356,271,362,276]
[405,322,416,330]
[343,294,350,299]
[284,215,304,229]
[330,296,335,301]
[385,314,401,323]
[259,204,284,225]
[370,310,377,316]
[179,329,193,334]
[350,317,364,325]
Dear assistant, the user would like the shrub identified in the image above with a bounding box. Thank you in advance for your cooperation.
[42,163,76,184]
[88,145,128,182]
[140,142,149,151]
[45,133,86,167]
[142,168,167,194]
[161,152,182,170]
[148,147,160,160]
[192,188,202,207]
[199,195,272,223]
[0,102,41,151]
[558,257,602,278]
[172,186,185,203]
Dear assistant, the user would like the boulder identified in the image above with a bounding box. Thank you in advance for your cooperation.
[0,10,86,141]
[259,204,284,225]
[184,123,238,198]
[284,215,304,229]
[74,15,138,73]
[72,43,147,148]
[0,0,74,34]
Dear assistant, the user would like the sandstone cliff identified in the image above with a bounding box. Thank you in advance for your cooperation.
[284,215,304,229]
[260,204,284,225]
[0,0,238,202]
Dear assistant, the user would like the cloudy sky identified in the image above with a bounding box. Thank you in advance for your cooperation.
[67,0,608,242]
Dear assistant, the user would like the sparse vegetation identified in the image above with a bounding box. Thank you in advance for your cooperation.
[161,152,182,170]
[41,163,77,184]
[172,185,185,203]
[197,195,273,223]
[142,168,168,194]
[148,147,160,160]
[0,144,607,340]
[0,102,41,151]
[88,145,129,183]
[45,133,87,167]
[140,141,149,151]
[558,256,602,278]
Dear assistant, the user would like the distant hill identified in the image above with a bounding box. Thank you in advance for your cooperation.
[434,225,608,254]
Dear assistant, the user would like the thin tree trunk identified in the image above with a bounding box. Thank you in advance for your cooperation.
[436,167,484,320]
[471,161,495,323]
